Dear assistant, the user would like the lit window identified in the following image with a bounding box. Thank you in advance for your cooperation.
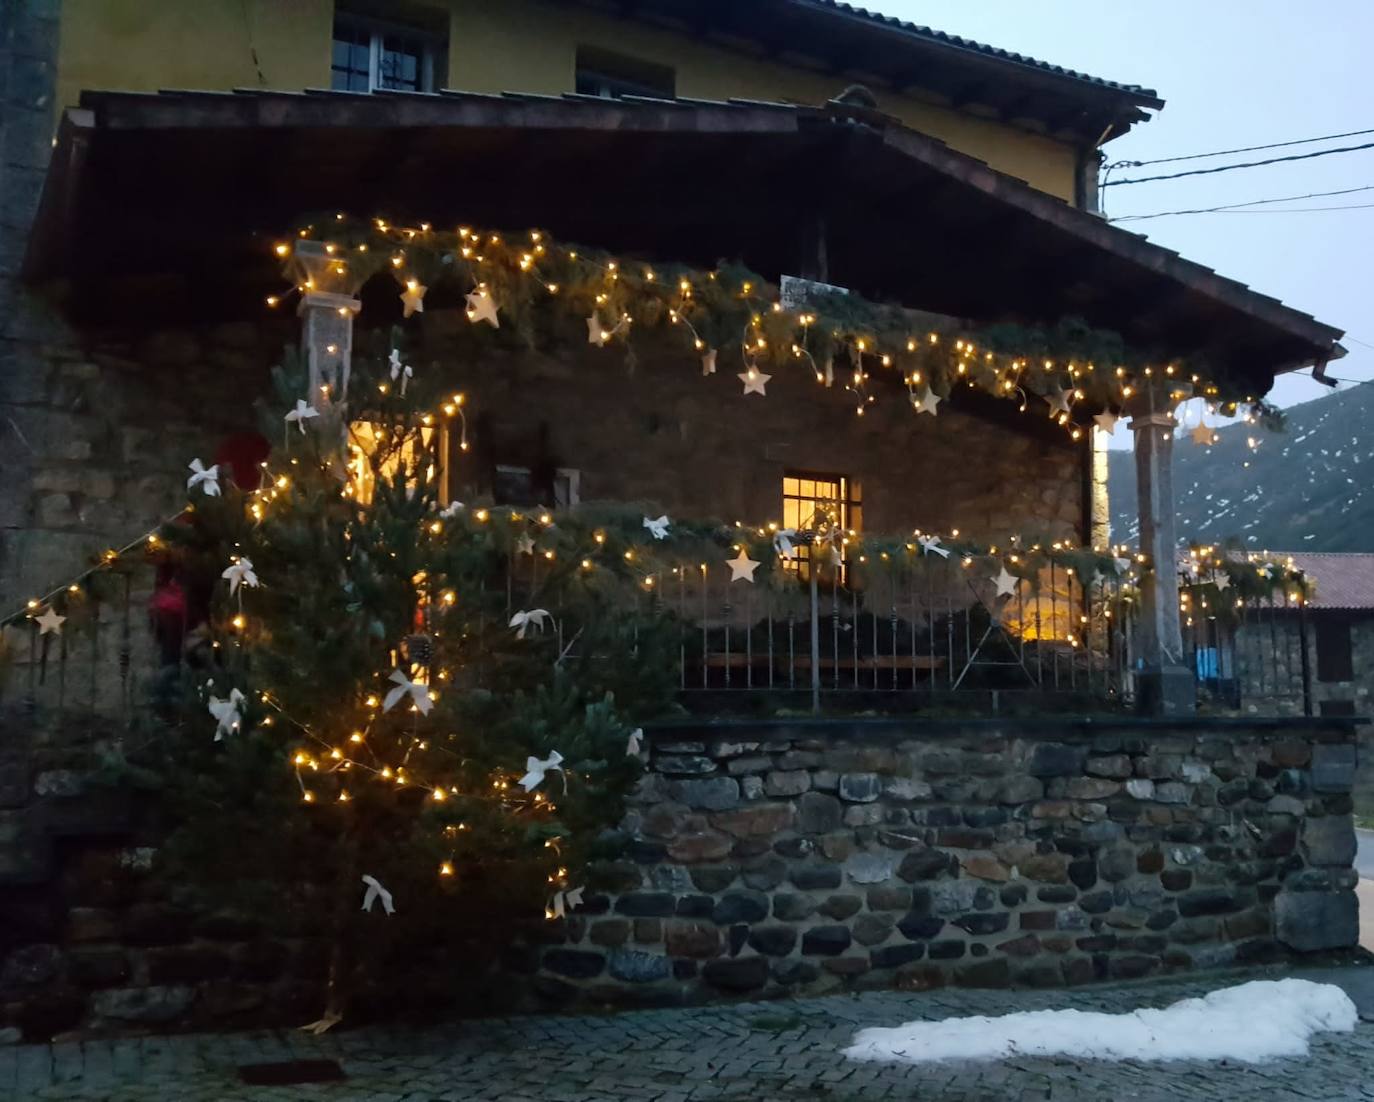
[574,46,675,100]
[781,470,861,579]
[347,421,445,504]
[331,13,444,93]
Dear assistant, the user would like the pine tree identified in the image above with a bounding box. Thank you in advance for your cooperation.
[160,334,669,1027]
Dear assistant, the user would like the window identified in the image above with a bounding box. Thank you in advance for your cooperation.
[575,46,675,100]
[1316,617,1354,682]
[781,470,861,579]
[493,465,580,509]
[331,12,443,93]
[1320,699,1357,717]
[346,421,445,504]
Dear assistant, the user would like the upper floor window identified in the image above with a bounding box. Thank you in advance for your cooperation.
[575,46,675,100]
[332,12,444,93]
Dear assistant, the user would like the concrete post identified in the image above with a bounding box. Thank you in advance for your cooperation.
[1128,409,1195,714]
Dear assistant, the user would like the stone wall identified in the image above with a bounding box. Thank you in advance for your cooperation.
[0,717,1360,1038]
[1230,614,1374,814]
[530,719,1362,1003]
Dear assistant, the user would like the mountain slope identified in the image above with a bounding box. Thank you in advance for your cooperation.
[1109,383,1374,551]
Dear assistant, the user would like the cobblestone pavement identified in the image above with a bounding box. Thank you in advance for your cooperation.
[5,967,1374,1101]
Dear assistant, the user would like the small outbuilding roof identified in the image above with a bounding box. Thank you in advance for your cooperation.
[1282,553,1374,611]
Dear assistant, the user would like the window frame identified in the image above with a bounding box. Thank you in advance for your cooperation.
[574,45,675,101]
[331,11,442,94]
[493,464,581,509]
[781,468,862,581]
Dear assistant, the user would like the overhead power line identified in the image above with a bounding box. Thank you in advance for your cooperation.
[1110,184,1374,221]
[1215,202,1374,214]
[1105,125,1374,170]
[1103,140,1374,186]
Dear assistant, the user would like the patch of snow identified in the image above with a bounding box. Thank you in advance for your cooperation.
[843,980,1356,1067]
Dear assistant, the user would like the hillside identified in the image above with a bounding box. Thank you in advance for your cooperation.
[1108,383,1374,551]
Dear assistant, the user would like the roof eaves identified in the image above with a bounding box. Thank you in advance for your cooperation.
[798,0,1164,107]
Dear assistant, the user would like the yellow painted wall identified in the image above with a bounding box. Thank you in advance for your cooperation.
[57,0,1078,200]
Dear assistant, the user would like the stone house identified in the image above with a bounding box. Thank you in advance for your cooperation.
[0,0,1363,1035]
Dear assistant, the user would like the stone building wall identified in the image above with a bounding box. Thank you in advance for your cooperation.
[533,719,1360,1002]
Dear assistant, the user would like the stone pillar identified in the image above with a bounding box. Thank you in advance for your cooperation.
[1128,409,1195,714]
[291,241,360,403]
[1089,426,1111,549]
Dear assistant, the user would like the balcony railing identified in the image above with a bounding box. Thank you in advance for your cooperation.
[0,536,1315,725]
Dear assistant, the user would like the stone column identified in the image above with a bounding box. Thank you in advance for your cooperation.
[1128,409,1195,714]
[292,241,361,403]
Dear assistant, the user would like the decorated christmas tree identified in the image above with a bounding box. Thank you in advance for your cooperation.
[160,332,671,1028]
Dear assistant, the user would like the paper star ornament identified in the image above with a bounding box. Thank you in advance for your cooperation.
[1214,573,1232,591]
[400,280,426,318]
[726,548,760,582]
[515,533,536,556]
[739,369,771,396]
[701,348,717,376]
[1094,410,1119,435]
[1044,388,1072,417]
[465,290,499,327]
[913,387,941,416]
[586,315,609,347]
[1191,422,1217,447]
[35,607,65,635]
[994,567,1019,597]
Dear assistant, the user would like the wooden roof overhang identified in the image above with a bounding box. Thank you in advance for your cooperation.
[25,88,1343,398]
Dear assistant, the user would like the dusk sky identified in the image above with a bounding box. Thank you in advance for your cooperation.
[873,1,1372,444]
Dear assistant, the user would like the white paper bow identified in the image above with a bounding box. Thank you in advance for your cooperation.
[187,458,221,497]
[221,557,260,596]
[626,728,644,756]
[509,608,551,639]
[439,501,466,518]
[361,874,395,915]
[382,668,433,715]
[208,687,245,741]
[388,349,413,395]
[642,515,671,540]
[773,528,798,560]
[918,535,951,559]
[520,750,565,792]
[547,885,585,919]
[285,399,320,433]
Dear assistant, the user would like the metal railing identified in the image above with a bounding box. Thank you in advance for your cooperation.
[1,541,1317,723]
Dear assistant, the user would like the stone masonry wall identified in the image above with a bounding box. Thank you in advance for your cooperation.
[531,719,1361,1004]
[0,718,1360,1039]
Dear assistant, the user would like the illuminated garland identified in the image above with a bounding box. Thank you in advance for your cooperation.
[267,215,1283,439]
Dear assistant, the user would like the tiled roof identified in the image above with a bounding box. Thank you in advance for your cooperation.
[806,1,1162,103]
[1282,553,1374,610]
